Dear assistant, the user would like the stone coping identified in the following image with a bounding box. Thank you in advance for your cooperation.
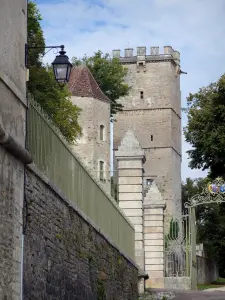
[143,202,166,209]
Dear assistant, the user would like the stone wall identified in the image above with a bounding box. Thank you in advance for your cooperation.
[197,255,219,284]
[164,277,191,290]
[113,110,181,214]
[113,46,182,215]
[0,0,27,299]
[115,61,179,112]
[143,184,166,289]
[23,166,138,300]
[71,96,111,191]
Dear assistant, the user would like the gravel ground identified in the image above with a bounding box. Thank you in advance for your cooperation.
[139,288,225,300]
[203,286,225,292]
[139,291,175,299]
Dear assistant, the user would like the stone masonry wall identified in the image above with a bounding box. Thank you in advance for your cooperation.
[118,62,178,112]
[113,49,182,215]
[23,166,138,300]
[0,0,27,299]
[196,255,219,284]
[71,96,111,191]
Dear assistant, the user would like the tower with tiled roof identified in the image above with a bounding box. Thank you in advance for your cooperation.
[69,66,111,191]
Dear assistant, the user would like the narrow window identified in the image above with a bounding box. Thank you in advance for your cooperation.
[99,161,104,181]
[140,91,144,99]
[151,135,153,141]
[100,125,104,141]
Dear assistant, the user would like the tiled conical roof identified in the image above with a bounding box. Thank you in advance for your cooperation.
[68,65,110,103]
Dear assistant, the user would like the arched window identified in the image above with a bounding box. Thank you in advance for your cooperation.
[100,125,105,141]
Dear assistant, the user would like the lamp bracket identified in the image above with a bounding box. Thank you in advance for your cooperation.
[25,44,65,68]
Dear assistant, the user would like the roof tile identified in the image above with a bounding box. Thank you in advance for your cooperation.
[68,65,110,103]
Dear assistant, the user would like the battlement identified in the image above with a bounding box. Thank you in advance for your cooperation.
[112,46,180,65]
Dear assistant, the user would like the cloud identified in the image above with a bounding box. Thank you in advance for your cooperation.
[36,0,225,180]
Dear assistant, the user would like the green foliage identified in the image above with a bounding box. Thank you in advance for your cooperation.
[72,52,130,117]
[196,202,225,277]
[183,75,225,274]
[184,74,225,178]
[27,0,45,66]
[27,1,81,143]
[181,177,209,212]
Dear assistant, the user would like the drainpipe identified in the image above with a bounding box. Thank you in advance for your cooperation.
[0,124,32,164]
[21,234,24,300]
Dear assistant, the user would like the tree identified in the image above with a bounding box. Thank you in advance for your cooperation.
[27,0,45,66]
[72,52,130,117]
[27,1,81,143]
[181,177,209,213]
[197,202,225,277]
[184,74,225,178]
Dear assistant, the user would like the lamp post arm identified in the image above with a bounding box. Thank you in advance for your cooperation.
[25,44,65,67]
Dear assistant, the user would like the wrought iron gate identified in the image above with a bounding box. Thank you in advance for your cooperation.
[164,178,225,290]
[164,208,196,289]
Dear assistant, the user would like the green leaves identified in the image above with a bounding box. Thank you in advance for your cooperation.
[27,1,45,66]
[28,65,82,143]
[184,74,225,178]
[27,1,81,143]
[72,51,130,117]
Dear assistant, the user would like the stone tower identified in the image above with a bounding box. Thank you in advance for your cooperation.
[113,46,182,214]
[69,66,111,191]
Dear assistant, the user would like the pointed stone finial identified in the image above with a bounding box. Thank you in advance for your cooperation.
[144,181,165,206]
[115,130,144,157]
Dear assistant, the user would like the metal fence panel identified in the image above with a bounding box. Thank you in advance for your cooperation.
[27,98,135,260]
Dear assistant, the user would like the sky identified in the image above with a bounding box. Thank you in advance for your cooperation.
[36,0,225,181]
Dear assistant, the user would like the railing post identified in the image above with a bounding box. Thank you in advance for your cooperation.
[190,207,197,290]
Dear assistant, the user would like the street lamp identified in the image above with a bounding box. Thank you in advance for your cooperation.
[25,44,72,87]
[52,46,72,87]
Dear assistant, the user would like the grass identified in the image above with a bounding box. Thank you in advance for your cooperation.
[197,278,225,290]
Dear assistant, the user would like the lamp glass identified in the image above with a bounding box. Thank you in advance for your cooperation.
[52,49,72,85]
[53,64,68,83]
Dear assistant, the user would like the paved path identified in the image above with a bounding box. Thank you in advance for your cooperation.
[148,288,225,300]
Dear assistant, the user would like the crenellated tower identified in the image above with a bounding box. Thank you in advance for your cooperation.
[113,46,182,214]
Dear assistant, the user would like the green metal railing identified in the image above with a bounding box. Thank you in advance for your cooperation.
[27,98,135,260]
